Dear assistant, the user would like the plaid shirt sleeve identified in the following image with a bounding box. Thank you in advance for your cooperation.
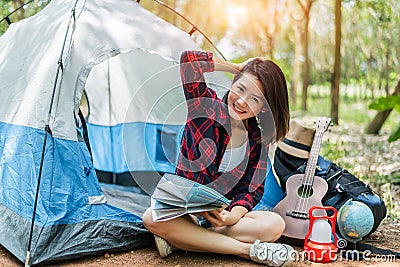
[176,50,222,185]
[180,50,215,100]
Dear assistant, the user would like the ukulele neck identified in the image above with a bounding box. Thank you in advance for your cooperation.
[303,132,324,186]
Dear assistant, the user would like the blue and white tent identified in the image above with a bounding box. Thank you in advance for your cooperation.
[0,0,230,265]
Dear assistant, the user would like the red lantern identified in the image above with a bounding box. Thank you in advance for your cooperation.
[304,206,338,263]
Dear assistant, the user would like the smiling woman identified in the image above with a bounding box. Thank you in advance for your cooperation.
[142,50,292,267]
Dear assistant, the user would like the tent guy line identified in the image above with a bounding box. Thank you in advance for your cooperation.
[25,1,80,266]
[149,0,227,61]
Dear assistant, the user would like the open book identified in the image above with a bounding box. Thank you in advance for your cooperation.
[151,173,231,222]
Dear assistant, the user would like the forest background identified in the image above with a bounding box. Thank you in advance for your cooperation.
[0,0,399,234]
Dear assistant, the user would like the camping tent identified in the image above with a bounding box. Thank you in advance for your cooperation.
[0,0,230,265]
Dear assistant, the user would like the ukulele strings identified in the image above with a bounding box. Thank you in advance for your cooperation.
[297,132,323,215]
[299,134,321,212]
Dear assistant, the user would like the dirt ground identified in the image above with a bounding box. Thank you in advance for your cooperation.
[0,218,399,267]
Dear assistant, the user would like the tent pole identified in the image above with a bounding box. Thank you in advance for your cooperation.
[0,0,34,25]
[24,1,80,266]
[106,59,117,184]
[24,127,51,267]
[151,0,227,61]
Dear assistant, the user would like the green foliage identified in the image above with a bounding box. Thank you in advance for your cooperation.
[355,0,394,25]
[389,124,400,142]
[369,95,400,142]
[0,1,11,35]
[368,95,400,111]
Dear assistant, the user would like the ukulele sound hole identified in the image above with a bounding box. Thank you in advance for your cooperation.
[297,185,313,198]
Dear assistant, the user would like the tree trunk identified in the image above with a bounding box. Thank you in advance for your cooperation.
[301,0,315,111]
[11,0,25,21]
[301,12,310,111]
[384,40,390,95]
[290,29,302,106]
[366,79,400,134]
[330,0,342,125]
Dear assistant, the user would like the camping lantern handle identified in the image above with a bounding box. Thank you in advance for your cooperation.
[303,206,339,263]
[304,206,338,247]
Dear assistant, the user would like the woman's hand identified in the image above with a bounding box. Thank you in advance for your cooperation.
[200,206,248,228]
[200,210,238,227]
[213,56,264,74]
[237,57,264,72]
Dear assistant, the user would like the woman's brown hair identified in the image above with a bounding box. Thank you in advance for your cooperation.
[231,58,290,143]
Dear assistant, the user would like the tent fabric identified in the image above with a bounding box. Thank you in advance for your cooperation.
[0,122,145,226]
[88,122,182,174]
[0,122,151,265]
[0,0,231,265]
[0,205,152,265]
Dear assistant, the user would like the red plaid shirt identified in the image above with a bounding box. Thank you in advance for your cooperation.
[176,50,268,211]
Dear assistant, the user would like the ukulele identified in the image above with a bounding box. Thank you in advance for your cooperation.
[273,117,332,245]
